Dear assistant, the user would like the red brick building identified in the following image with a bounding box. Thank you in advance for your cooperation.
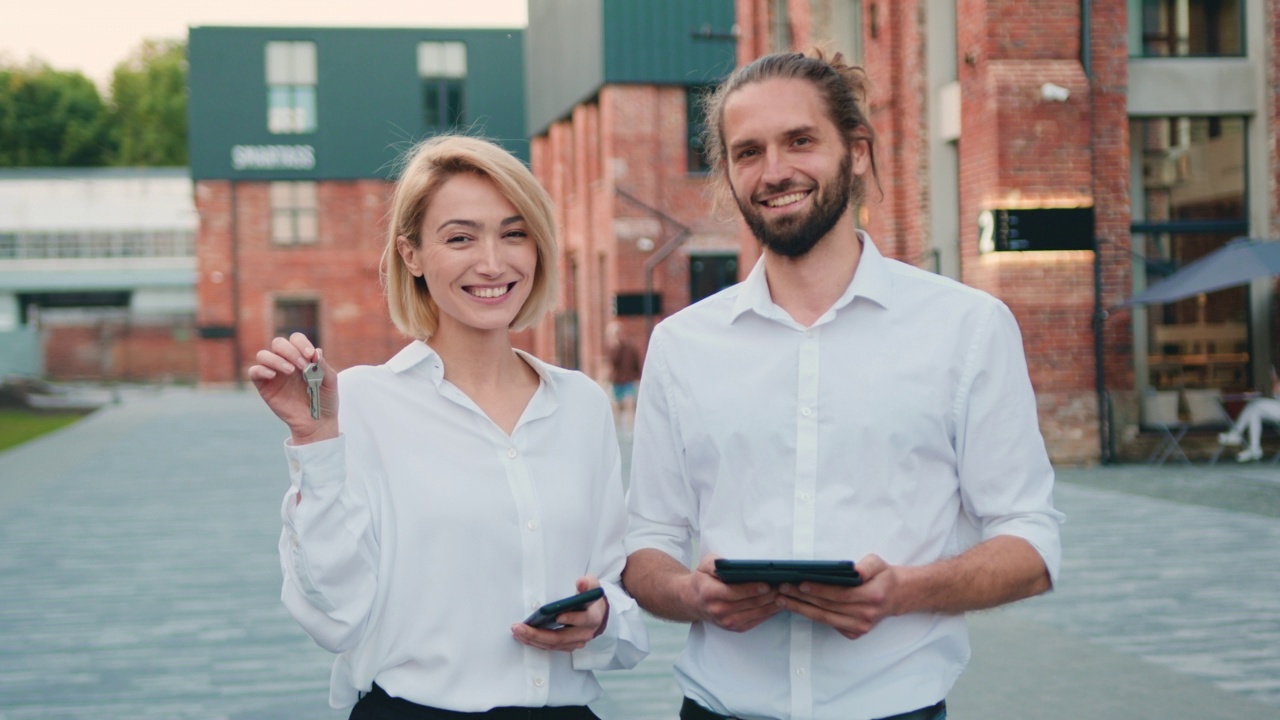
[524,0,743,379]
[735,0,1277,463]
[187,27,528,385]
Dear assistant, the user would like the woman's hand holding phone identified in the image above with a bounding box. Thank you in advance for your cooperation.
[511,576,609,652]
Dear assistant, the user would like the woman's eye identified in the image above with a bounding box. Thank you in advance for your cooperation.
[445,235,470,245]
[505,230,529,240]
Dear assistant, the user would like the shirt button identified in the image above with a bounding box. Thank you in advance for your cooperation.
[290,534,300,548]
[527,520,539,531]
[800,493,811,503]
[507,448,518,458]
[796,667,807,676]
[290,461,300,472]
[801,407,812,417]
[805,329,814,338]
[533,677,545,688]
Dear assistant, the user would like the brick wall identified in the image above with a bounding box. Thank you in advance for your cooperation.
[731,0,1138,463]
[531,84,740,381]
[194,179,407,385]
[43,322,198,382]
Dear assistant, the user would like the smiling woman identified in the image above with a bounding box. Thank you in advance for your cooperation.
[245,134,647,717]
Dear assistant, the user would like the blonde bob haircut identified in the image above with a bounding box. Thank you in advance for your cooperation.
[382,135,559,340]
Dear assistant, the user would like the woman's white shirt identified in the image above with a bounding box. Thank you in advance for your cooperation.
[277,341,648,710]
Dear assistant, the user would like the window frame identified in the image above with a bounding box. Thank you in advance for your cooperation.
[269,181,319,246]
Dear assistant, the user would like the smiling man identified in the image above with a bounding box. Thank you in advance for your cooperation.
[621,51,1064,720]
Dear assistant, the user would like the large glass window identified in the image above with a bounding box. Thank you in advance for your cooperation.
[1130,0,1244,57]
[266,41,317,134]
[1132,116,1248,392]
[419,42,466,131]
[270,182,318,245]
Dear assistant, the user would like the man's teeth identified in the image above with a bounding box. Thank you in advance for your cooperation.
[470,285,510,299]
[765,191,808,207]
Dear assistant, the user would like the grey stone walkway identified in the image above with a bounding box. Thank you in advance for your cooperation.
[1,389,1278,719]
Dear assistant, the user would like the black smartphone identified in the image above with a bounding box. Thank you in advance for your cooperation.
[714,559,863,587]
[522,587,605,629]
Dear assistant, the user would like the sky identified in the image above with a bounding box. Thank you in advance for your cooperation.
[0,0,528,90]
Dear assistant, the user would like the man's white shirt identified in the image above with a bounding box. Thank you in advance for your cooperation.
[625,232,1063,720]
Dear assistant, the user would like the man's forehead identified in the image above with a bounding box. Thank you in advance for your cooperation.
[723,78,832,140]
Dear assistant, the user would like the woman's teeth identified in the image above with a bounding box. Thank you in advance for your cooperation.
[469,285,510,299]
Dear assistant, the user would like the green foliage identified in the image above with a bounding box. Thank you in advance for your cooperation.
[0,38,188,168]
[109,39,188,166]
[0,62,114,166]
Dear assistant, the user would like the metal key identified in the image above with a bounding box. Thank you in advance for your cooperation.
[303,362,324,420]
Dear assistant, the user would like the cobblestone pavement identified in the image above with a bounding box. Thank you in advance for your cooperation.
[1,389,1278,719]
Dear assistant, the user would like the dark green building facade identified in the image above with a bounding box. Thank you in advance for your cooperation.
[187,26,527,181]
[525,0,737,135]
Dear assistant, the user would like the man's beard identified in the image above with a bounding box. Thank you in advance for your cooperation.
[734,154,859,259]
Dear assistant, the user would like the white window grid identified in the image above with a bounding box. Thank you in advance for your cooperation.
[0,230,195,259]
[266,41,318,134]
[270,181,319,245]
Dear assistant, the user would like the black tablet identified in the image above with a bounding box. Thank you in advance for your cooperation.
[714,559,862,587]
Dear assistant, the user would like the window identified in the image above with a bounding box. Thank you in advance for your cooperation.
[1131,0,1243,57]
[419,42,467,130]
[275,298,320,348]
[770,0,792,52]
[266,41,317,134]
[690,254,739,303]
[830,0,864,63]
[1132,116,1249,391]
[270,182,318,245]
[687,85,713,174]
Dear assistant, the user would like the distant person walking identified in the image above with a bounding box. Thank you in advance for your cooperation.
[604,321,641,435]
[248,135,647,718]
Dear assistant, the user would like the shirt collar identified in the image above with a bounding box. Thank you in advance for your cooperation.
[730,230,892,325]
[384,340,559,421]
[386,340,444,384]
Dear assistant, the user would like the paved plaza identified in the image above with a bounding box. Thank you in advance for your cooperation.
[1,388,1279,719]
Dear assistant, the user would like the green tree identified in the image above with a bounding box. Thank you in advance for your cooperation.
[108,39,187,166]
[0,61,114,166]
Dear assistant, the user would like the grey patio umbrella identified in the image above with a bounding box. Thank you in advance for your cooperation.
[1121,237,1280,307]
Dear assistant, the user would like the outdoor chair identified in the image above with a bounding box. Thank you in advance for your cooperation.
[1143,388,1189,465]
[1183,389,1236,465]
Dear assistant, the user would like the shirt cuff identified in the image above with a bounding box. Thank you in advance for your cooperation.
[983,513,1064,588]
[623,514,692,568]
[571,580,648,671]
[283,434,347,491]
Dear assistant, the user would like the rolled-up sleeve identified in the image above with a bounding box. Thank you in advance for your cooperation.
[953,302,1065,586]
[624,329,697,567]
